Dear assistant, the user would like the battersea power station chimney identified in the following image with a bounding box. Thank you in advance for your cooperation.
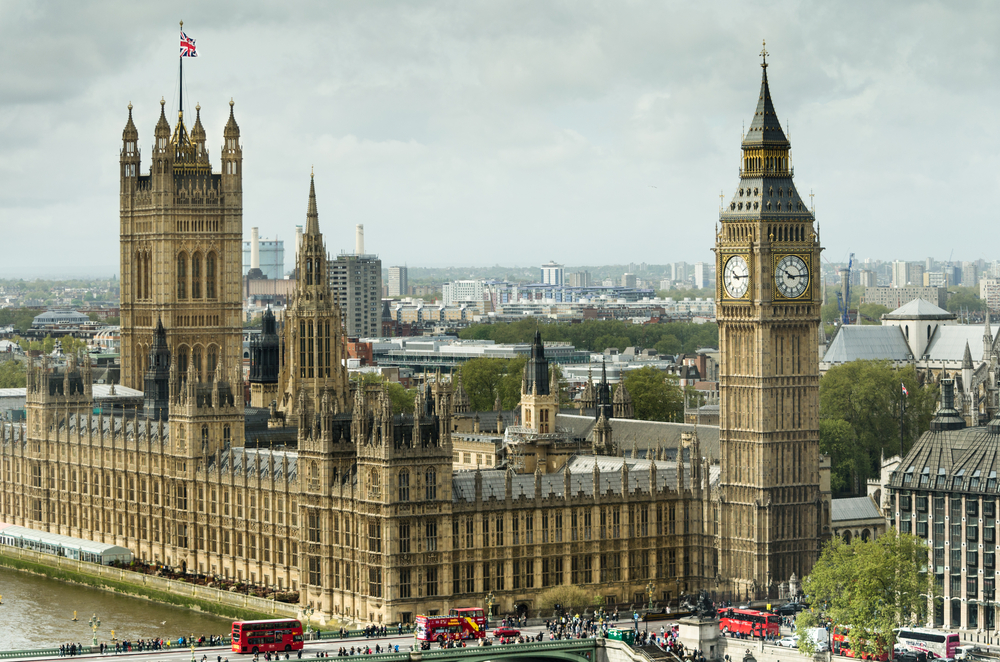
[251,226,260,270]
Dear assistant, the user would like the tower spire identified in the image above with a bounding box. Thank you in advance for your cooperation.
[306,171,320,235]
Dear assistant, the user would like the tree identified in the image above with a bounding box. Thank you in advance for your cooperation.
[946,287,986,314]
[858,303,890,324]
[459,358,509,412]
[349,373,417,415]
[820,361,937,496]
[385,381,417,415]
[801,532,929,657]
[819,419,862,496]
[794,610,820,655]
[621,367,684,422]
[0,360,26,388]
[60,336,88,355]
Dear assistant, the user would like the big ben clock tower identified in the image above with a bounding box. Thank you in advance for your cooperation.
[716,44,825,600]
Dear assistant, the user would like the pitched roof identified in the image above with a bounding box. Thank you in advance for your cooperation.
[882,298,954,320]
[926,325,996,363]
[831,496,882,522]
[556,414,720,460]
[822,325,912,364]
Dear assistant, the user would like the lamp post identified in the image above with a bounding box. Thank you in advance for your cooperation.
[646,582,654,611]
[88,614,101,647]
[486,592,495,629]
[303,605,314,635]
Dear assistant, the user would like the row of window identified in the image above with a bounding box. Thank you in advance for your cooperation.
[176,251,219,300]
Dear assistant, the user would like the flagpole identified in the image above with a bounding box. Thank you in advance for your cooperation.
[179,20,184,119]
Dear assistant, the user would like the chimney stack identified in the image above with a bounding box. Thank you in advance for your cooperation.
[355,224,365,255]
[250,227,260,270]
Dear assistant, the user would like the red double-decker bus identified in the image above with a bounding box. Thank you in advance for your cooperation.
[717,608,780,638]
[832,625,889,661]
[415,608,486,643]
[232,619,304,654]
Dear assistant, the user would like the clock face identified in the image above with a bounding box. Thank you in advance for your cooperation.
[774,255,809,299]
[723,255,750,299]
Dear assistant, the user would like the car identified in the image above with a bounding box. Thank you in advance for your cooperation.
[895,651,928,662]
[778,636,800,648]
[774,604,798,616]
[492,627,520,638]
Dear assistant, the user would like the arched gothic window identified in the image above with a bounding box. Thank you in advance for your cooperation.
[177,253,187,299]
[206,252,216,299]
[425,469,437,501]
[398,470,410,502]
[191,253,202,298]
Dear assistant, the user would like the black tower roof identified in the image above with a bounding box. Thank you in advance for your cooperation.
[249,309,280,384]
[741,62,789,149]
[524,330,550,396]
[143,318,170,420]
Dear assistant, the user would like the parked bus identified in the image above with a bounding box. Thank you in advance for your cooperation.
[232,619,304,654]
[895,628,960,660]
[717,608,781,638]
[415,612,486,643]
[833,625,889,661]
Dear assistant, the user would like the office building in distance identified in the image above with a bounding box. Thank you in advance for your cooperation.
[388,266,408,298]
[329,225,382,338]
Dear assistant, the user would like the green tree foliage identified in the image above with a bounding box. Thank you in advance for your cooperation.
[820,361,937,496]
[621,367,684,422]
[0,309,38,333]
[858,303,890,324]
[801,532,929,657]
[794,610,820,655]
[60,337,88,355]
[0,360,26,388]
[459,319,718,355]
[459,357,528,411]
[947,286,987,313]
[349,373,417,415]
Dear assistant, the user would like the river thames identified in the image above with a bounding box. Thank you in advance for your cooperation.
[0,567,232,650]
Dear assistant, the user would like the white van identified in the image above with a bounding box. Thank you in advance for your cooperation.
[807,627,830,653]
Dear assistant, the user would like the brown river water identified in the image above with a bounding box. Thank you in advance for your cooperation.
[0,566,232,651]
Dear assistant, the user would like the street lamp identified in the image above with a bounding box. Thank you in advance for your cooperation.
[303,605,314,635]
[486,592,495,628]
[88,614,101,647]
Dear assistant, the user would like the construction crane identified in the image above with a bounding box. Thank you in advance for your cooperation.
[835,253,855,325]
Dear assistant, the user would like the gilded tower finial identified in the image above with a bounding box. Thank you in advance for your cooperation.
[760,39,768,69]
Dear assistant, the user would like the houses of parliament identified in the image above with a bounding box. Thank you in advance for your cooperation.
[0,54,830,625]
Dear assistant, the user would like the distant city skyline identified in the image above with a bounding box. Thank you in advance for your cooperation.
[3,1,1000,270]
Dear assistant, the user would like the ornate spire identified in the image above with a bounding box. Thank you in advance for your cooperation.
[154,97,170,138]
[224,98,240,138]
[742,42,789,149]
[306,172,320,236]
[122,102,138,141]
[191,102,206,145]
[963,341,974,370]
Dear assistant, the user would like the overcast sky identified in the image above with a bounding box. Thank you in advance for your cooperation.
[2,0,999,277]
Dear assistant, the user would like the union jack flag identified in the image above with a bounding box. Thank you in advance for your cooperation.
[180,30,198,57]
[901,382,909,397]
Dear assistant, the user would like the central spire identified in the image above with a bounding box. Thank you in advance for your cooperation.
[742,45,789,149]
[306,172,320,235]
